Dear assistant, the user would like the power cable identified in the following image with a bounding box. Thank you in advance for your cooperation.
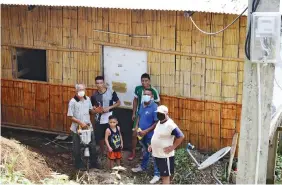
[275,77,282,91]
[185,7,248,35]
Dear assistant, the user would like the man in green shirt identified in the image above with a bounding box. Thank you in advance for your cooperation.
[128,73,160,161]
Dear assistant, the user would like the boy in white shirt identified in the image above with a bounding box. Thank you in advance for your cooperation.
[149,105,185,184]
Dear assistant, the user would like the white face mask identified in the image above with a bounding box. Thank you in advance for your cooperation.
[142,95,151,103]
[78,90,85,97]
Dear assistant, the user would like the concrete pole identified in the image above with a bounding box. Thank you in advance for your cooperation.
[236,0,280,184]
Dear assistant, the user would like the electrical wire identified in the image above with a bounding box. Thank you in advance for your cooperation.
[275,77,282,90]
[187,7,248,35]
[255,63,262,185]
[245,0,261,60]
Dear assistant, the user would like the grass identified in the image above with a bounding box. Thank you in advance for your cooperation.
[0,157,78,185]
[276,153,282,184]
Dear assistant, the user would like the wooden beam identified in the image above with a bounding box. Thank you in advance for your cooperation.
[1,43,245,62]
[227,133,239,182]
[237,0,279,184]
[1,123,69,136]
[266,130,279,184]
[269,106,282,142]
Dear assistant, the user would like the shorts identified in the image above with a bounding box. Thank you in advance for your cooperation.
[95,123,108,142]
[108,151,122,160]
[155,156,175,177]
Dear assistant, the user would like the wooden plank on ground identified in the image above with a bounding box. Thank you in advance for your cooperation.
[227,133,239,182]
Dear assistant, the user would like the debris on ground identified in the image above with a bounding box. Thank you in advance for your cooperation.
[1,128,232,184]
[0,136,52,183]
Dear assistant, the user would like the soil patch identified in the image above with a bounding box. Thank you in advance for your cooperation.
[0,136,52,183]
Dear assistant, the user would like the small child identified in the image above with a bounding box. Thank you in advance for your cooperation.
[105,115,123,169]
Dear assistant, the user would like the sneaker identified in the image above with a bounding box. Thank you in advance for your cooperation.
[128,153,136,161]
[150,176,160,184]
[131,165,143,173]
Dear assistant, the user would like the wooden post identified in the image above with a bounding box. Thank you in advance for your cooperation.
[266,130,279,184]
[227,133,239,182]
[237,0,280,184]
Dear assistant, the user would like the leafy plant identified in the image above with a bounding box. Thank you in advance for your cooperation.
[276,153,282,183]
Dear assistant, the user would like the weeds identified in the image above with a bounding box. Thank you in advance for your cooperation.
[276,153,282,183]
[0,158,78,185]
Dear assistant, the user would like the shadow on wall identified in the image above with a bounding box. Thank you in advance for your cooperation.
[113,108,133,150]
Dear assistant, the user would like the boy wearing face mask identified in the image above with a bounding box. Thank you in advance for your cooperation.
[149,105,185,184]
[129,73,160,161]
[131,89,160,184]
[67,84,99,170]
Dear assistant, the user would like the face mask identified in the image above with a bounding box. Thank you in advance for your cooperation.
[78,90,85,97]
[157,113,166,121]
[142,95,151,103]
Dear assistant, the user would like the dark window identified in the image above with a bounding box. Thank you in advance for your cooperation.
[16,48,47,81]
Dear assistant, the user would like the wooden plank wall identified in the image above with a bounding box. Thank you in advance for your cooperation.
[1,5,246,102]
[1,5,246,151]
[1,79,97,133]
[1,79,241,151]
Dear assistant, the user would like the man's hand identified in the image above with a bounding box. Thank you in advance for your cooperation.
[138,130,147,137]
[132,113,136,121]
[103,106,111,113]
[163,146,174,154]
[108,147,113,152]
[80,122,88,129]
[95,106,103,113]
[148,145,152,152]
[121,143,123,149]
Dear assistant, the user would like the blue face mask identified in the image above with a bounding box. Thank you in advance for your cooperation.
[142,95,151,103]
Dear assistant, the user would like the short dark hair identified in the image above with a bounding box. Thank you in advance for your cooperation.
[95,76,104,81]
[108,115,118,121]
[141,73,150,80]
[144,88,153,94]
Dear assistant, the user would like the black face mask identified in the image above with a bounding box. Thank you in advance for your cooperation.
[157,113,166,121]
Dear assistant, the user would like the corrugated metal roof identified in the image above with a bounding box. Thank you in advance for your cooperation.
[1,0,248,15]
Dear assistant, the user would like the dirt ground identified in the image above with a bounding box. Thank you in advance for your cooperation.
[0,128,161,184]
[1,127,233,184]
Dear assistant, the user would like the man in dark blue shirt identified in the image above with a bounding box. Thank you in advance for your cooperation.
[131,89,160,184]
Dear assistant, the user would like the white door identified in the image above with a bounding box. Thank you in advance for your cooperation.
[103,46,147,109]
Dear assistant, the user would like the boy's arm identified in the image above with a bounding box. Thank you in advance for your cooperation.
[132,86,138,120]
[152,87,160,104]
[134,116,140,130]
[105,129,111,149]
[110,91,121,109]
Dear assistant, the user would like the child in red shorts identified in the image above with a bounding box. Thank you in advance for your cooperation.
[105,115,123,169]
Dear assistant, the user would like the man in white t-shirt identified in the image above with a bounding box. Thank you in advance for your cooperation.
[149,105,185,184]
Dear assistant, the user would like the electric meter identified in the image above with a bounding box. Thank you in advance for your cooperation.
[250,12,281,63]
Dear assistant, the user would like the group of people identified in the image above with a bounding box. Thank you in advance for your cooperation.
[67,73,184,184]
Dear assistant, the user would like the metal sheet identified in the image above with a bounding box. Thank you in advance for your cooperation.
[1,0,248,15]
[103,46,147,109]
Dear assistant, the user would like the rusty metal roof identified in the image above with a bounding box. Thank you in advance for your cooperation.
[1,0,248,15]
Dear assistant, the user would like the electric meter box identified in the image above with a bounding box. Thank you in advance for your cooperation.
[250,12,281,63]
